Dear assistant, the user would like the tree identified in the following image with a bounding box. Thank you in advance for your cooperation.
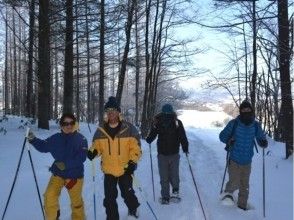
[98,0,105,125]
[277,0,293,158]
[26,0,35,118]
[37,0,51,129]
[63,0,74,114]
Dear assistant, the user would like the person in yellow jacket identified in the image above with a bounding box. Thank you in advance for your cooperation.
[87,96,142,220]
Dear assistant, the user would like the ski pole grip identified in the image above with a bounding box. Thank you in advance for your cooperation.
[25,128,31,150]
[26,127,31,138]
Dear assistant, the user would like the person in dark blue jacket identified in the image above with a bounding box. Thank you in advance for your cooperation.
[219,100,268,210]
[28,113,88,220]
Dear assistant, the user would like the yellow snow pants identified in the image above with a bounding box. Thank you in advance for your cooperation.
[44,175,85,220]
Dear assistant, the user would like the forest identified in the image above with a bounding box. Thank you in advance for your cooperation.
[0,0,292,158]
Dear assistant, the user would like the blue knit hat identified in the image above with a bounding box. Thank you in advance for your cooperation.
[104,96,121,112]
[161,104,174,114]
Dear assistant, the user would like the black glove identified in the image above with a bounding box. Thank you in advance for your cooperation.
[87,149,98,161]
[225,138,235,151]
[124,161,137,175]
[145,137,152,144]
[258,139,268,148]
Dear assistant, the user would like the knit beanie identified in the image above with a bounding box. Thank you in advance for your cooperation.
[239,100,253,112]
[104,96,121,112]
[161,104,174,114]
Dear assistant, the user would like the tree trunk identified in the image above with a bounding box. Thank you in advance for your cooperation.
[4,6,9,115]
[12,10,18,115]
[37,0,50,129]
[278,0,293,158]
[116,0,136,105]
[75,0,80,121]
[99,0,105,125]
[250,0,257,111]
[26,0,35,117]
[63,0,74,114]
[85,0,91,122]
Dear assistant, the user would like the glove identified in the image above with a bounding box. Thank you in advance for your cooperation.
[124,161,137,175]
[27,131,35,142]
[227,138,235,146]
[258,139,268,148]
[55,162,65,171]
[225,138,235,151]
[145,137,152,144]
[87,149,98,161]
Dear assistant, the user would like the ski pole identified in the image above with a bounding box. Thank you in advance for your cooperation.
[1,129,27,220]
[149,144,155,201]
[91,160,97,220]
[25,128,45,220]
[220,151,230,194]
[185,153,207,220]
[131,175,158,220]
[262,147,265,217]
[87,122,96,220]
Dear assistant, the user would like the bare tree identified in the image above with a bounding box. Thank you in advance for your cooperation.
[37,0,51,129]
[63,0,74,114]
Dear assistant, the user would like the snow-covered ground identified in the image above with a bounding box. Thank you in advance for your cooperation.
[0,110,292,220]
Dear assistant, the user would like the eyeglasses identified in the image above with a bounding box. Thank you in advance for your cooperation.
[105,108,118,113]
[61,121,75,127]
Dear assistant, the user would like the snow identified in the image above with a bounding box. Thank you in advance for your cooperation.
[0,110,292,220]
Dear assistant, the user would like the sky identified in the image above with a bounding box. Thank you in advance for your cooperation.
[0,108,292,220]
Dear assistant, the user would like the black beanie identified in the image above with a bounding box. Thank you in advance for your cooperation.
[104,96,121,112]
[239,100,253,112]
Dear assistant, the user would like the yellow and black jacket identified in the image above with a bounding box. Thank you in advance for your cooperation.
[90,120,142,177]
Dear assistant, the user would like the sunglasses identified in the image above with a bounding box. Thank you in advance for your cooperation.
[105,108,118,113]
[61,121,75,126]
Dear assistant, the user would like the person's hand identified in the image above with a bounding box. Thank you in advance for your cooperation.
[55,162,65,171]
[227,138,235,146]
[145,137,152,144]
[87,149,98,161]
[258,139,268,148]
[27,131,35,142]
[225,138,235,151]
[124,161,137,175]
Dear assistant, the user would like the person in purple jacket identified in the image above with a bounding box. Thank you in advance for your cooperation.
[28,113,88,220]
[219,100,268,210]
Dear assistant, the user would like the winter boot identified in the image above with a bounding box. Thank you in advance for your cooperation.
[172,188,179,197]
[128,208,139,219]
[160,197,170,205]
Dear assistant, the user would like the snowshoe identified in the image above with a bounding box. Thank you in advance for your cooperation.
[220,193,234,206]
[159,197,170,205]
